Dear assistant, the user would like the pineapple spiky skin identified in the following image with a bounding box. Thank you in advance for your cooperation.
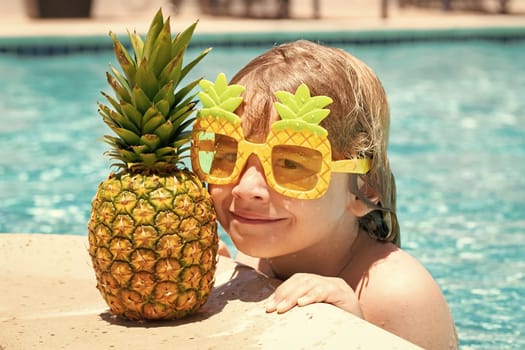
[88,171,217,320]
[88,10,217,320]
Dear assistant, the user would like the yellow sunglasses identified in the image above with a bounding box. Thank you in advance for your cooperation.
[190,73,371,200]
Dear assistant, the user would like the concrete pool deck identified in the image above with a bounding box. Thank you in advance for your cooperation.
[0,234,422,349]
[1,0,524,349]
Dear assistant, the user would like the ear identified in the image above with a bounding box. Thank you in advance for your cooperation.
[348,193,379,217]
[347,176,380,217]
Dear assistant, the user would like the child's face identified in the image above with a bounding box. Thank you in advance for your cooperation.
[209,154,357,258]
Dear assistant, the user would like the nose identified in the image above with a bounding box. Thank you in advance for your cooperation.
[231,155,271,201]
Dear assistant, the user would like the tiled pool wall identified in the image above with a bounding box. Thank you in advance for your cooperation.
[1,26,524,56]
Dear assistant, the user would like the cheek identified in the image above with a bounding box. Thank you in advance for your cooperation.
[208,184,219,197]
[209,184,227,198]
[209,185,229,207]
[209,184,232,219]
[312,175,352,218]
[324,174,351,203]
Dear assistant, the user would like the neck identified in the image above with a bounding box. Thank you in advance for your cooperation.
[267,225,363,280]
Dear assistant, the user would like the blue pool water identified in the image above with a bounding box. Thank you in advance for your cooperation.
[1,32,524,348]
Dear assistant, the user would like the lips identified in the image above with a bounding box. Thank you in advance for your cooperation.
[229,210,285,225]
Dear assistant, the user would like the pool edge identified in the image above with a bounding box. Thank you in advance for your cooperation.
[1,26,524,56]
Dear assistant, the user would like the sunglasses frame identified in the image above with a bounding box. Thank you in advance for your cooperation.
[191,115,371,199]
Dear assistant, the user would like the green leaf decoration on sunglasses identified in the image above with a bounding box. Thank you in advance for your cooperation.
[198,73,245,124]
[273,84,333,137]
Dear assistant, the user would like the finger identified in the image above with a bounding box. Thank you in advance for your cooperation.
[265,292,301,313]
[275,298,298,314]
[265,295,278,313]
[296,294,317,307]
[273,284,328,313]
[265,288,300,313]
[265,276,317,313]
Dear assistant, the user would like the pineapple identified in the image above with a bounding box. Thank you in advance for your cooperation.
[87,10,218,321]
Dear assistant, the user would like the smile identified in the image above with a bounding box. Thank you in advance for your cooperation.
[230,211,286,225]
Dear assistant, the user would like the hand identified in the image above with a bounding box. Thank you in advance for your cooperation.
[265,273,363,317]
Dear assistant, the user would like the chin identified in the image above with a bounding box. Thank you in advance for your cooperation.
[231,237,278,259]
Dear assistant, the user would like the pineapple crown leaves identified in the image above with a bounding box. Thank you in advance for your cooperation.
[197,73,245,125]
[272,83,333,137]
[98,9,211,172]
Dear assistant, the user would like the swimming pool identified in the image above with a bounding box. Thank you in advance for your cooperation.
[1,29,524,349]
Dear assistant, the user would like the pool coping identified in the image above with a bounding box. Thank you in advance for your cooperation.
[1,26,524,56]
[0,233,423,349]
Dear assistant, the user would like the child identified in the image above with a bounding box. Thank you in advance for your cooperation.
[192,40,458,349]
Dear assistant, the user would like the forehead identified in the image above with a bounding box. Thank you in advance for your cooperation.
[237,96,281,143]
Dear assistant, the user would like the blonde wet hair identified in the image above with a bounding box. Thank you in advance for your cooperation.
[230,40,400,246]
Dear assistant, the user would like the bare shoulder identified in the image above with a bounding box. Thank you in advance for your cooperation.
[363,246,440,295]
[357,245,458,350]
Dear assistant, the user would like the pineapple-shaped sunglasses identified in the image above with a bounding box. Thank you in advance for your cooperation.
[191,73,371,200]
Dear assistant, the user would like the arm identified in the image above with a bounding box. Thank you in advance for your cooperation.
[259,248,458,350]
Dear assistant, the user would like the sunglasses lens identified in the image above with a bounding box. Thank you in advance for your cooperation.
[195,132,238,179]
[272,145,322,191]
[195,130,325,194]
